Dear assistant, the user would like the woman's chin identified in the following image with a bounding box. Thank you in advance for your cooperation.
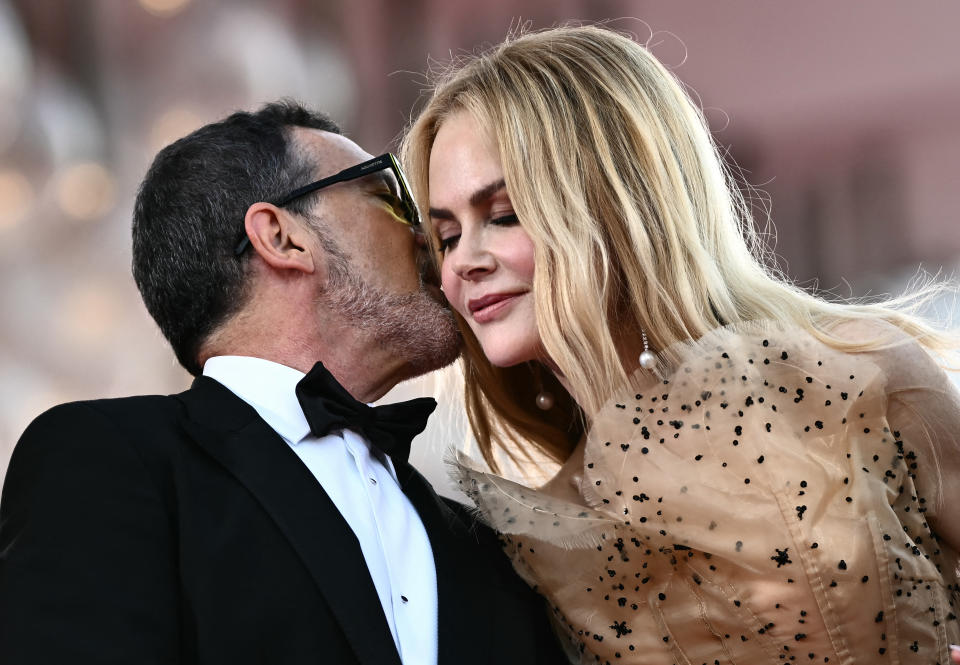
[483,350,534,369]
[477,338,548,369]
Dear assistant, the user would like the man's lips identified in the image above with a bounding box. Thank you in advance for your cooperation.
[467,292,525,322]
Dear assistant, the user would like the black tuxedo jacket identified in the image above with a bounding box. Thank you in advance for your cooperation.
[0,376,565,664]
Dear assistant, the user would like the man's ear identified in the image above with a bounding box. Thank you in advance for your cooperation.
[242,202,316,274]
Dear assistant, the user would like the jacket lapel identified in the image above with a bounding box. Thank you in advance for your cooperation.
[179,376,402,665]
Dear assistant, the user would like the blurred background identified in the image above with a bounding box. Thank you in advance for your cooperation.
[2,0,959,492]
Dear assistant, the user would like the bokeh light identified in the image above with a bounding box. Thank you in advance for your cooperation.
[149,106,204,152]
[54,162,117,221]
[57,280,122,349]
[139,0,192,19]
[0,168,34,230]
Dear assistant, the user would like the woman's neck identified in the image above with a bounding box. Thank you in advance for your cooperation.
[546,332,651,412]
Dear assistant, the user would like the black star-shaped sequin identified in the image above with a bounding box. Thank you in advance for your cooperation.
[771,548,793,567]
[610,620,632,638]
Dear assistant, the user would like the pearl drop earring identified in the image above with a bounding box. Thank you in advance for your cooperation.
[535,390,555,410]
[531,362,555,410]
[639,330,656,370]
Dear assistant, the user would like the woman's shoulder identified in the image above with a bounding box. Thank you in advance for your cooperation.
[825,316,953,393]
[651,317,950,395]
[648,318,880,385]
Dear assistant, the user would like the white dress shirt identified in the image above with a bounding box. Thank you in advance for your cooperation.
[203,356,438,665]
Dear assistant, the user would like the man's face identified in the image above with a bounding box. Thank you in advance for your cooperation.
[293,128,460,374]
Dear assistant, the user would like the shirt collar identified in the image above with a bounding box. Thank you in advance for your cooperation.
[202,356,313,445]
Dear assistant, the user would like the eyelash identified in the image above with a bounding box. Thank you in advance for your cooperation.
[378,192,403,208]
[437,214,519,253]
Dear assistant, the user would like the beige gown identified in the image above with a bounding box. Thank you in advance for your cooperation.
[453,322,960,664]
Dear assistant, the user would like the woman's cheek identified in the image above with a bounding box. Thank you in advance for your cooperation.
[440,264,464,315]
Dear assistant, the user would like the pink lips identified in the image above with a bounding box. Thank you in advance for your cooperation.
[467,292,524,323]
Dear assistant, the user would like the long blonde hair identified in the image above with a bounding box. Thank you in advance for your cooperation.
[401,25,954,472]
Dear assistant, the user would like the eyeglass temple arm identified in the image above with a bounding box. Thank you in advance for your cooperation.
[234,155,399,255]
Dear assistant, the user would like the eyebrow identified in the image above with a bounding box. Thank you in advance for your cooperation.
[428,178,506,220]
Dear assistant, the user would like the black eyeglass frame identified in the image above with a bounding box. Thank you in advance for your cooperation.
[234,153,421,255]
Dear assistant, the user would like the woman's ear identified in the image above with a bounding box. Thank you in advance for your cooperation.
[242,202,316,274]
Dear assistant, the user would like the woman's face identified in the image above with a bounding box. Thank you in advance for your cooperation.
[428,111,542,368]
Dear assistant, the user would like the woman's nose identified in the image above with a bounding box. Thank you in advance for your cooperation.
[448,231,495,280]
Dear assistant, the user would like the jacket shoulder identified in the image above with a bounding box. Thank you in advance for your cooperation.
[8,391,198,483]
[22,391,190,443]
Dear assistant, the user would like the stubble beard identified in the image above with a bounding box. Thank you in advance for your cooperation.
[318,250,462,378]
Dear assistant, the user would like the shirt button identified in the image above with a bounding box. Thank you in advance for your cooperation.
[401,595,409,603]
[369,477,377,485]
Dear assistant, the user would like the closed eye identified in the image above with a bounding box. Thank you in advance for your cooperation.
[376,191,403,209]
[375,191,416,223]
[437,214,518,254]
[438,233,460,253]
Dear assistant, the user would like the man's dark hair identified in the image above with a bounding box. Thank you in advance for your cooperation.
[132,100,341,376]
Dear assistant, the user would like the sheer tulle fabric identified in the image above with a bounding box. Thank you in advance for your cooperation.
[453,322,959,664]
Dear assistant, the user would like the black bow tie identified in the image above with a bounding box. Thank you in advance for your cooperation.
[295,362,437,462]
